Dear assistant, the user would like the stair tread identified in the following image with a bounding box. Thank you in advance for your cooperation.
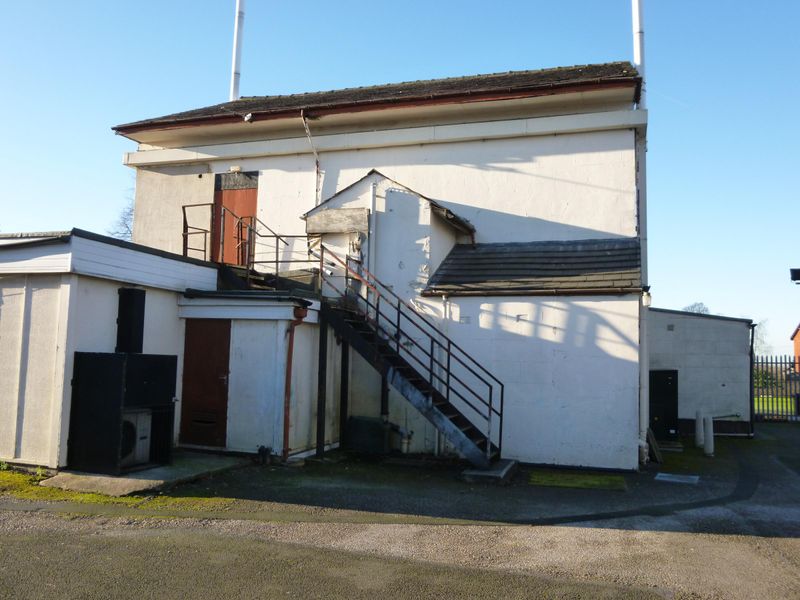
[326,298,500,469]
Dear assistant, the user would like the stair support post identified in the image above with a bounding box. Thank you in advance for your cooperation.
[339,341,349,448]
[445,340,451,404]
[380,374,389,422]
[486,386,493,461]
[396,306,402,354]
[316,307,328,458]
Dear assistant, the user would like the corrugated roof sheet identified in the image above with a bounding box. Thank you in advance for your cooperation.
[114,62,639,133]
[424,238,641,296]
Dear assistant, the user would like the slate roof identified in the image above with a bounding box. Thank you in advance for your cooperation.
[114,62,640,134]
[423,238,641,296]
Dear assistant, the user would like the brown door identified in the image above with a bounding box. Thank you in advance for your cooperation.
[180,319,231,447]
[211,187,257,265]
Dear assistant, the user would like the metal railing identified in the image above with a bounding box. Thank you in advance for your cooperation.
[182,202,253,264]
[754,355,800,421]
[181,204,315,287]
[315,244,504,459]
[180,205,505,455]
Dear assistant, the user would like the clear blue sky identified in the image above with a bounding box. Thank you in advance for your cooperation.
[0,1,797,352]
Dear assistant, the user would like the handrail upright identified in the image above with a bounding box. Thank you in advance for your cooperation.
[316,243,503,457]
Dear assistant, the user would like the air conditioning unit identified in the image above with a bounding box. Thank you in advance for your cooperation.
[120,409,152,468]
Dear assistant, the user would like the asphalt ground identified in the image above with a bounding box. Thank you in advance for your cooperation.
[1,423,799,599]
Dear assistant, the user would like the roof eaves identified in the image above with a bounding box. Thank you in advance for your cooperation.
[648,307,754,325]
[113,62,640,135]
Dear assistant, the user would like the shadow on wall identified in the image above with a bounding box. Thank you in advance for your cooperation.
[317,131,635,200]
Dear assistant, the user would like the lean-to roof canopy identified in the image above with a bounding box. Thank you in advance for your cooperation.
[424,238,642,297]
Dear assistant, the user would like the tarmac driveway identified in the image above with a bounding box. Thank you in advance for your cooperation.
[1,423,799,599]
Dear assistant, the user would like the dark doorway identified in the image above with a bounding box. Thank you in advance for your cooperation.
[180,319,231,447]
[650,370,679,440]
[211,172,258,266]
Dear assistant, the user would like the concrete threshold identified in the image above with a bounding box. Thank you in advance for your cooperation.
[39,452,250,497]
[462,459,517,484]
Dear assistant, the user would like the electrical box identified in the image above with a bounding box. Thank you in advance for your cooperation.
[68,352,176,475]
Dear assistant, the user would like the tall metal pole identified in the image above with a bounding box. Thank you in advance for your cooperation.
[229,0,245,101]
[632,0,646,109]
[633,0,650,465]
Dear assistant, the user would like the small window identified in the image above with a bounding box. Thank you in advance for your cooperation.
[116,288,145,353]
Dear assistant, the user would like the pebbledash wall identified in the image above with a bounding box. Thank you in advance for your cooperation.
[648,308,753,434]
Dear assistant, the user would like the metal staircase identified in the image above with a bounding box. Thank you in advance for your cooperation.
[316,245,504,469]
[180,204,505,468]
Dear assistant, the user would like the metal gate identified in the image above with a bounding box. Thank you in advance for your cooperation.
[754,355,800,421]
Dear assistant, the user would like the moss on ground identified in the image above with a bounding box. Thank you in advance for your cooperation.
[527,469,627,491]
[0,470,233,511]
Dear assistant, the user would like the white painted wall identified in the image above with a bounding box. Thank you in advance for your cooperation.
[132,168,214,257]
[0,274,66,467]
[65,276,186,455]
[176,298,341,457]
[133,128,636,254]
[289,322,341,454]
[648,309,752,423]
[227,320,285,453]
[441,296,641,469]
[0,272,186,468]
[347,295,641,468]
[128,110,643,469]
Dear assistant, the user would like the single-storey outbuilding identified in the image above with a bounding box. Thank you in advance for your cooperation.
[0,230,338,470]
[647,307,754,438]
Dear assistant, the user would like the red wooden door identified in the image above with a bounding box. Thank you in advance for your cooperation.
[180,319,231,447]
[211,188,257,265]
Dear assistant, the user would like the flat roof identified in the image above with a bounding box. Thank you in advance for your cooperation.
[649,307,753,325]
[0,228,215,269]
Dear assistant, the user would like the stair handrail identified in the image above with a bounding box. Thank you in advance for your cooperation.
[318,244,503,389]
[316,244,504,458]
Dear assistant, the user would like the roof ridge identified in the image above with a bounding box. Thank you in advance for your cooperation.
[234,61,635,103]
[114,61,640,133]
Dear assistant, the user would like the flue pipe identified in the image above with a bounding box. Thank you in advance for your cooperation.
[632,0,646,109]
[229,0,245,101]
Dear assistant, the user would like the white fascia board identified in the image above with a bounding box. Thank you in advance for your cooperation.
[124,109,648,167]
[0,243,72,274]
[178,297,302,321]
[70,237,217,292]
